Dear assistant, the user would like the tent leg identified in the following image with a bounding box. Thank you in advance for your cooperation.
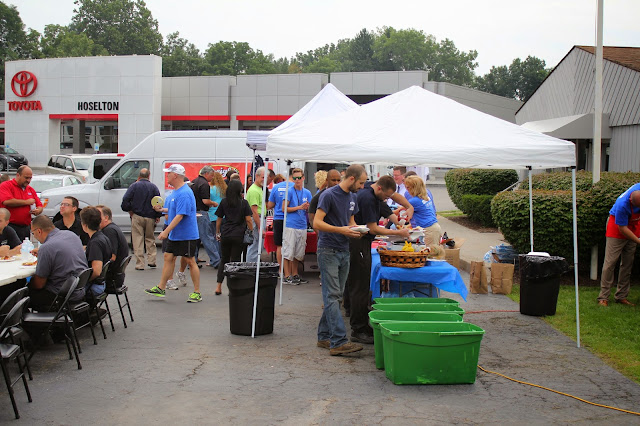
[528,167,534,253]
[252,161,269,338]
[572,167,581,348]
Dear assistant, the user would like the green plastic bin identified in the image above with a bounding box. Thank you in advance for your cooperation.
[380,322,485,385]
[368,311,463,370]
[372,303,465,317]
[373,297,459,306]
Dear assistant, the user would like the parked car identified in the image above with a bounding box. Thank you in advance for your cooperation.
[0,145,28,171]
[30,174,83,198]
[45,153,123,183]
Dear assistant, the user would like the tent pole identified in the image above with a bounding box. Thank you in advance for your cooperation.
[572,167,581,348]
[528,167,534,252]
[279,163,292,306]
[242,148,249,263]
[251,160,269,338]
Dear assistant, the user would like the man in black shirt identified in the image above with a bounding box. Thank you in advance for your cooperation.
[96,205,129,287]
[0,207,21,257]
[80,206,112,296]
[347,176,412,344]
[191,166,220,268]
[54,196,89,246]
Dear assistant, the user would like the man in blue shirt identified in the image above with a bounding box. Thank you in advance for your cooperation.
[282,168,313,285]
[121,168,161,270]
[597,184,640,307]
[267,173,293,267]
[313,164,367,356]
[145,164,202,303]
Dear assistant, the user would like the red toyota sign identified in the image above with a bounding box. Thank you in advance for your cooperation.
[11,71,38,97]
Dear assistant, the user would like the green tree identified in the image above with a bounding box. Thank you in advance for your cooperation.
[431,38,477,86]
[373,27,437,71]
[476,56,549,101]
[70,0,162,55]
[161,32,205,77]
[0,1,39,99]
[39,24,107,58]
[348,28,375,71]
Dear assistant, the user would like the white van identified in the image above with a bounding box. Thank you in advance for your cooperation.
[41,130,286,232]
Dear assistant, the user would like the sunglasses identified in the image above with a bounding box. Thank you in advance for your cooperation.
[292,176,303,180]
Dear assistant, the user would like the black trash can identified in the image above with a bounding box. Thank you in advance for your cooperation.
[225,262,279,336]
[519,255,569,316]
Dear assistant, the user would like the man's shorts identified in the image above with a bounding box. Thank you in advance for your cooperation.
[165,239,198,258]
[273,219,284,246]
[282,227,307,261]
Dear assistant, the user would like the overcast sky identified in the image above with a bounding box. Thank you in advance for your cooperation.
[7,0,640,75]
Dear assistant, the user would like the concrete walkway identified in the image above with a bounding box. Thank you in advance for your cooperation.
[2,251,639,423]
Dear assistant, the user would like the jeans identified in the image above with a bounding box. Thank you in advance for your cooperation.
[88,282,105,296]
[317,247,350,348]
[196,211,220,267]
[246,218,262,263]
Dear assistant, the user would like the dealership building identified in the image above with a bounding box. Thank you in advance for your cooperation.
[2,55,522,168]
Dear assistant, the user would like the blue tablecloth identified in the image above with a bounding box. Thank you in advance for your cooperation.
[370,250,468,301]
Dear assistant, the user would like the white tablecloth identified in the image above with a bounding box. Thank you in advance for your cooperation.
[0,254,36,286]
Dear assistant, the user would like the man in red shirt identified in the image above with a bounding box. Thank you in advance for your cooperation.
[0,166,43,241]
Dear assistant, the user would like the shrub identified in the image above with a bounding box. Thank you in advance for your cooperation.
[445,168,518,211]
[491,171,640,263]
[460,194,496,227]
[522,170,594,191]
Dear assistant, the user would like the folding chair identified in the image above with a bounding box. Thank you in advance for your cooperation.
[0,287,32,381]
[87,261,114,339]
[105,255,133,327]
[1,298,33,419]
[54,268,96,353]
[23,276,83,370]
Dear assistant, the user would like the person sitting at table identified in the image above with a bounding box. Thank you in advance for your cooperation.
[96,205,129,288]
[346,175,412,344]
[80,207,112,296]
[404,175,441,249]
[54,196,89,246]
[0,207,22,257]
[29,215,88,311]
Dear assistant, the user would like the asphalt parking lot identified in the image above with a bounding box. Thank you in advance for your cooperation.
[1,256,639,424]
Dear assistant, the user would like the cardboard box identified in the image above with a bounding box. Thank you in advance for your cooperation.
[444,238,466,270]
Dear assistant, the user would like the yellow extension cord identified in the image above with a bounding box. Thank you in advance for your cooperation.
[477,365,640,417]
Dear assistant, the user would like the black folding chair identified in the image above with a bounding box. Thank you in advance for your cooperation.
[1,297,33,419]
[23,276,83,370]
[52,268,96,353]
[105,255,133,327]
[87,261,114,339]
[0,287,32,381]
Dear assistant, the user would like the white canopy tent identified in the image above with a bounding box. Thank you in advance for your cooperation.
[266,85,583,347]
[245,83,358,338]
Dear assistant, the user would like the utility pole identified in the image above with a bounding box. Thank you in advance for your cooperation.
[591,0,604,280]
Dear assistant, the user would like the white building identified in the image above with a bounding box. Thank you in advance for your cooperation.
[3,55,522,168]
[517,46,640,172]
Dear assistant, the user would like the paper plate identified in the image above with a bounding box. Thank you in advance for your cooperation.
[151,196,164,207]
[351,226,369,233]
[0,256,17,262]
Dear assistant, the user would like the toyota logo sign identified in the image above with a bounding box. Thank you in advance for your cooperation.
[11,71,38,98]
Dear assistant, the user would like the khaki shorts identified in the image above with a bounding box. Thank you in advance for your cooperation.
[282,227,307,261]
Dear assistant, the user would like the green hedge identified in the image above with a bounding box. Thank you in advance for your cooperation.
[445,169,519,210]
[491,172,640,263]
[460,194,496,227]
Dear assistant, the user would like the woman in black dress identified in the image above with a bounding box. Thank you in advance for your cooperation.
[215,180,253,295]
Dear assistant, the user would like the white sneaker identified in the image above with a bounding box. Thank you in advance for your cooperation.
[166,280,179,290]
[176,271,187,287]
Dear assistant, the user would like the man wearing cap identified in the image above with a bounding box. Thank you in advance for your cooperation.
[121,168,161,270]
[0,166,43,241]
[145,164,202,303]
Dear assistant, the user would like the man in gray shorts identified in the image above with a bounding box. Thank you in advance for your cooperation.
[282,168,313,284]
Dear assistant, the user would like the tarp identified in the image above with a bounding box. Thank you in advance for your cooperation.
[267,85,576,169]
[246,83,358,152]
